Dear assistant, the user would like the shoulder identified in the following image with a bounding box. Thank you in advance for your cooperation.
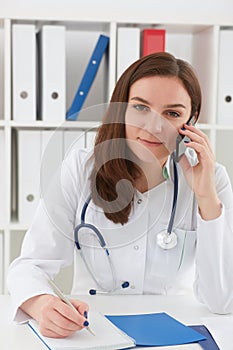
[61,147,94,189]
[63,147,94,173]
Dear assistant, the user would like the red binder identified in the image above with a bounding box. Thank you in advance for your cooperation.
[142,29,166,56]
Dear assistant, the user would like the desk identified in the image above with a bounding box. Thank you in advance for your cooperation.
[0,293,221,350]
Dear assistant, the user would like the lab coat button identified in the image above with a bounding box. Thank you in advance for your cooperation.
[134,245,139,250]
[130,285,135,289]
[137,198,142,204]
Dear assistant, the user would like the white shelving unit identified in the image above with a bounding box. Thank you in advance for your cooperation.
[1,16,233,294]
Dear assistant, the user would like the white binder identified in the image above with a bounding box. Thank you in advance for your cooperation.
[0,29,4,120]
[40,130,63,195]
[18,129,65,225]
[18,130,41,224]
[12,24,36,121]
[63,130,85,157]
[0,130,5,225]
[39,25,66,122]
[117,27,140,80]
[0,232,3,293]
[217,29,233,125]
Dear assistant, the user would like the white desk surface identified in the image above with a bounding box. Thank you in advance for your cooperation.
[0,293,223,350]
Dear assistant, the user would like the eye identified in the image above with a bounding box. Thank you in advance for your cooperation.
[133,104,150,112]
[165,110,180,118]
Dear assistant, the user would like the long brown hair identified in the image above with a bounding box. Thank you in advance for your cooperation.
[90,52,202,224]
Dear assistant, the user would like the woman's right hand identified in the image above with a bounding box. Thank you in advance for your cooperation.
[20,294,89,338]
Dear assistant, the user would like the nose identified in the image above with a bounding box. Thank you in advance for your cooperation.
[143,111,163,136]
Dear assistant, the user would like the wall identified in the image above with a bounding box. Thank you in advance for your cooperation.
[1,0,233,25]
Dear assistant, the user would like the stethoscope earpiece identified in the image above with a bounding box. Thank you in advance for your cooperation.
[121,281,130,288]
[89,289,97,295]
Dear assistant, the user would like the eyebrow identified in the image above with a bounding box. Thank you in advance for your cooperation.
[130,96,187,109]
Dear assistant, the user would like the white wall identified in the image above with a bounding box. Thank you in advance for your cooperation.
[1,0,233,25]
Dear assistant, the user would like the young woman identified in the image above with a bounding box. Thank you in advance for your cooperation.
[7,52,233,338]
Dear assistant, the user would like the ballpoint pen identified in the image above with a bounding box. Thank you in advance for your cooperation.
[47,278,95,336]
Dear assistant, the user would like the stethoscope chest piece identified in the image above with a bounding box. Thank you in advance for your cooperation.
[156,230,178,250]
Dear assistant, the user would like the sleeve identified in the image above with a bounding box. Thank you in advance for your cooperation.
[193,163,233,314]
[7,148,91,322]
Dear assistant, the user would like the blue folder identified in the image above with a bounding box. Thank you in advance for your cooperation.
[105,312,206,347]
[66,34,109,121]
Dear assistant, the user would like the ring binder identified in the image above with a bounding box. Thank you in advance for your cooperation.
[142,29,166,56]
[117,27,140,80]
[39,25,66,122]
[12,24,37,121]
[66,34,109,121]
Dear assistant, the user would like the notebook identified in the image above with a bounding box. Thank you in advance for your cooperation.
[28,311,135,350]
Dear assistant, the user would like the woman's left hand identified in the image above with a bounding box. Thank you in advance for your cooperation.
[178,123,222,220]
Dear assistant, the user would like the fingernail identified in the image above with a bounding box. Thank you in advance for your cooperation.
[83,320,89,327]
[84,311,88,319]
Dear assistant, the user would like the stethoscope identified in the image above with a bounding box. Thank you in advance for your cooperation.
[156,153,178,250]
[74,154,179,294]
[74,197,130,294]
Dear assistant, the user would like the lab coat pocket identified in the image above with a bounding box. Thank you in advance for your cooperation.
[174,228,197,273]
[151,228,196,280]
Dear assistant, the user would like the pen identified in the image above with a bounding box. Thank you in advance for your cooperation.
[47,278,95,336]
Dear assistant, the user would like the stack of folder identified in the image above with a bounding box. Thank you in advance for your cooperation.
[12,24,109,123]
[12,24,66,123]
[27,311,221,350]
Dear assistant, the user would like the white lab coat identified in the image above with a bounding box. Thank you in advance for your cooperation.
[7,147,233,322]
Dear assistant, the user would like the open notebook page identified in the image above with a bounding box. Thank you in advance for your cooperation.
[28,311,135,350]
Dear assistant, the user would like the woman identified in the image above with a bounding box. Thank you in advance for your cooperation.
[7,52,233,338]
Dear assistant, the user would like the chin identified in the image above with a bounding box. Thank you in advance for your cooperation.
[128,143,162,165]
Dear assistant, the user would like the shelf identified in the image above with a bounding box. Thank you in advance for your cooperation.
[214,124,233,130]
[10,120,101,129]
[8,121,233,130]
[12,19,110,33]
[9,223,29,231]
[1,15,233,296]
[197,123,233,130]
[117,22,210,34]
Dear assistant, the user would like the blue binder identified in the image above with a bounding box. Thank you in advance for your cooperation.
[66,34,109,120]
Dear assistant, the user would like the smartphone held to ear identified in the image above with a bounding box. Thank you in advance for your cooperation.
[175,115,199,167]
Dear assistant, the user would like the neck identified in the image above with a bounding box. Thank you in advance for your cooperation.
[135,159,167,193]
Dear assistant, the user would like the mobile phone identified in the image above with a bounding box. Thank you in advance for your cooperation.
[175,115,197,165]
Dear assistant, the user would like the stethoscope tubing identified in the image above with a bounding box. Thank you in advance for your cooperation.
[73,154,180,293]
[75,154,179,252]
[167,155,178,235]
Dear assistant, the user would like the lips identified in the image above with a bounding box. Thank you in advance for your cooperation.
[138,137,163,146]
